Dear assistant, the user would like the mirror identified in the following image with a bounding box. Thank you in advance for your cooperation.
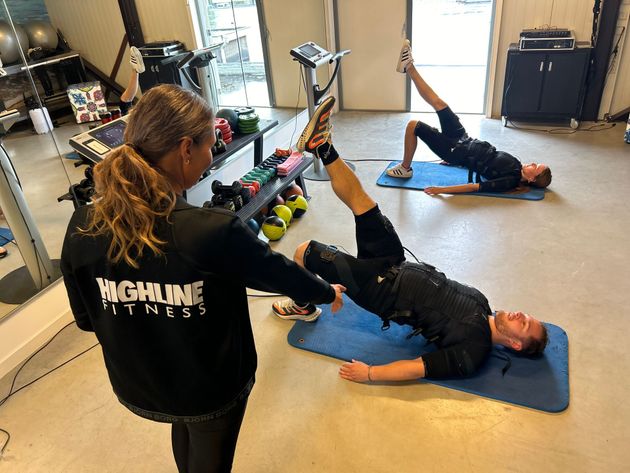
[0,0,329,320]
[0,0,78,319]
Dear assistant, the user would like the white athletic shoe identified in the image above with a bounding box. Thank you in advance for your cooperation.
[386,162,413,178]
[396,39,414,73]
[0,57,6,77]
[272,299,322,322]
[130,46,145,74]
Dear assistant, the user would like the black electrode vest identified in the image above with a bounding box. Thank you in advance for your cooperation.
[383,262,492,345]
[460,138,497,184]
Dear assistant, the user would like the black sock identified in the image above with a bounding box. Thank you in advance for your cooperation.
[316,142,339,165]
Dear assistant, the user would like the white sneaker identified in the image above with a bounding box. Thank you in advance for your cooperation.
[272,299,322,322]
[396,39,413,73]
[386,162,413,178]
[130,46,145,74]
[0,57,6,77]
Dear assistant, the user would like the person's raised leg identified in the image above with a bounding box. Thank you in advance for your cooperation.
[406,64,448,112]
[297,96,376,216]
[120,47,144,105]
[297,97,404,262]
[398,41,467,143]
[396,40,447,111]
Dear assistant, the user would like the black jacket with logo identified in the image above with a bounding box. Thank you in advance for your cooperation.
[61,197,334,423]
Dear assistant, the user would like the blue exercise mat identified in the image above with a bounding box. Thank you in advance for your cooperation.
[377,161,545,200]
[288,296,569,412]
[0,227,13,245]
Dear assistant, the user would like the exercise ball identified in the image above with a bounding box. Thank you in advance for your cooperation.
[283,183,304,198]
[262,216,287,241]
[246,218,260,235]
[274,194,285,206]
[285,195,308,218]
[270,204,292,227]
[216,108,239,133]
[23,21,58,50]
[0,21,29,64]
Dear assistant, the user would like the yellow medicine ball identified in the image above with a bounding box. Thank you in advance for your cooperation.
[270,204,292,227]
[261,216,287,241]
[285,195,308,218]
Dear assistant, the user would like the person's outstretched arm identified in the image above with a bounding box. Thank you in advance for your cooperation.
[339,358,425,382]
[424,183,480,195]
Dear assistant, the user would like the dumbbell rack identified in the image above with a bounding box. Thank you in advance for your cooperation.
[236,156,313,222]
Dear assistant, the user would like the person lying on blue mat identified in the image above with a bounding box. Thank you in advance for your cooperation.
[386,40,552,195]
[272,96,549,383]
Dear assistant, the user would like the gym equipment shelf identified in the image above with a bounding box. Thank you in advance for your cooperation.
[210,118,278,170]
[236,156,313,222]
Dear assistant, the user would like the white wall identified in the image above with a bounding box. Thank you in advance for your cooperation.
[261,0,330,108]
[45,0,133,89]
[0,282,72,380]
[45,0,199,90]
[336,0,407,111]
[135,0,198,49]
[489,0,595,118]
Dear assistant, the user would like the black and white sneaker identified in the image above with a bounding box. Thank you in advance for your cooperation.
[396,39,413,73]
[386,162,413,178]
[130,46,145,74]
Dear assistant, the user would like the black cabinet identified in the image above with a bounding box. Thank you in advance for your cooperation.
[501,45,591,128]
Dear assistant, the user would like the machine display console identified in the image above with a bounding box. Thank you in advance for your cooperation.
[69,116,129,163]
[290,42,332,69]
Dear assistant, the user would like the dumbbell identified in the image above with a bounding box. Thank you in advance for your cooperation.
[212,180,252,204]
[211,193,243,210]
[212,180,243,196]
[242,174,266,187]
[263,156,288,167]
[240,182,258,196]
[257,160,282,171]
[240,179,261,193]
[254,165,278,177]
[245,169,272,184]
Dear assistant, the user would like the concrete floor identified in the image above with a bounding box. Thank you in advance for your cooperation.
[1,111,629,472]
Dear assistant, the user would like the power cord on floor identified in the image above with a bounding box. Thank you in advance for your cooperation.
[0,321,100,458]
[344,158,442,163]
[506,119,616,134]
[288,66,305,152]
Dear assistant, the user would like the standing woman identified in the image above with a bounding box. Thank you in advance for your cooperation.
[61,84,344,473]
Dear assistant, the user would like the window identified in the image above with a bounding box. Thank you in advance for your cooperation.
[411,0,493,113]
[198,0,272,107]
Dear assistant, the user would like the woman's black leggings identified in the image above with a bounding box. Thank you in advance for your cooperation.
[171,398,248,473]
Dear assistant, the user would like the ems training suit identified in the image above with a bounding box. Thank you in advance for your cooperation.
[415,107,523,192]
[61,197,335,423]
[303,205,492,379]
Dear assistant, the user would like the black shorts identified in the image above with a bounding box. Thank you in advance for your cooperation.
[303,206,403,316]
[414,106,469,165]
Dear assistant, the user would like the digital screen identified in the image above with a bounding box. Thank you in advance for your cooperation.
[92,120,126,148]
[298,44,321,58]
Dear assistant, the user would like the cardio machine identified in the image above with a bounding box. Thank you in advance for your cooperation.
[290,42,351,181]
